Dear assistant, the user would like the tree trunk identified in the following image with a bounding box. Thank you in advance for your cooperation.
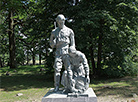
[97,20,104,75]
[45,39,49,60]
[97,35,102,75]
[88,31,96,76]
[39,52,42,65]
[8,10,16,69]
[32,52,35,65]
[26,51,29,65]
[0,57,3,67]
[89,46,96,75]
[2,54,5,66]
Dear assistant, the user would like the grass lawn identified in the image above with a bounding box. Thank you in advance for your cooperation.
[0,65,138,102]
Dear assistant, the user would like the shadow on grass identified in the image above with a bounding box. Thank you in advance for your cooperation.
[91,76,138,98]
[1,73,54,91]
[0,65,55,91]
[1,65,138,99]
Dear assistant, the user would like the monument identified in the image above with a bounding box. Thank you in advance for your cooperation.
[49,14,75,92]
[42,14,97,102]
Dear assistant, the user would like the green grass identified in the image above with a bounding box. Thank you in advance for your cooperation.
[90,76,138,98]
[0,65,54,102]
[0,65,138,102]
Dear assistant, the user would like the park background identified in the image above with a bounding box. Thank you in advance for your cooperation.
[0,0,138,102]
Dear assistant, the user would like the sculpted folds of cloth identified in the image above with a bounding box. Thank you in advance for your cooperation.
[50,14,90,94]
[61,46,90,93]
[50,14,75,92]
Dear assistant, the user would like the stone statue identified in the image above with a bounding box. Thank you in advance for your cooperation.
[61,46,90,94]
[43,14,96,102]
[49,14,75,92]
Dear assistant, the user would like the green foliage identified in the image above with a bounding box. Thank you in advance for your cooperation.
[65,0,138,77]
[122,50,138,76]
[0,0,138,76]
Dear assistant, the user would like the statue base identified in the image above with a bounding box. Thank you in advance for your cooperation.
[42,88,97,102]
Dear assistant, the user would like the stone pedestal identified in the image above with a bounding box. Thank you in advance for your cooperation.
[42,88,97,102]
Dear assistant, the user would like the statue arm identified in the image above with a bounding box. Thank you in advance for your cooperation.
[65,58,73,80]
[81,54,89,76]
[81,54,90,83]
[49,32,56,48]
[70,30,75,47]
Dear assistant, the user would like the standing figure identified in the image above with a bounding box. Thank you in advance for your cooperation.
[61,46,90,93]
[50,14,75,92]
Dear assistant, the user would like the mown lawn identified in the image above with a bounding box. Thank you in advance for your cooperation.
[91,76,138,102]
[0,65,54,102]
[0,65,138,102]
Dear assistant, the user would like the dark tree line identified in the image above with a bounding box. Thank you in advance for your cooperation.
[0,0,138,77]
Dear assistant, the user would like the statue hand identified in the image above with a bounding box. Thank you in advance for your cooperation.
[86,76,90,83]
[50,39,56,48]
[71,79,76,87]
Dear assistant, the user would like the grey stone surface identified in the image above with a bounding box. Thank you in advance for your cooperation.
[49,14,91,94]
[49,14,75,92]
[42,88,97,102]
[61,46,90,93]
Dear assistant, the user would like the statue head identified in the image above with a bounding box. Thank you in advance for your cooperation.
[56,14,65,29]
[68,46,77,57]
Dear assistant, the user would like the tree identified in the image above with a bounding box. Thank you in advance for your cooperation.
[0,0,28,68]
[66,0,138,77]
[0,9,9,67]
[20,0,72,66]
